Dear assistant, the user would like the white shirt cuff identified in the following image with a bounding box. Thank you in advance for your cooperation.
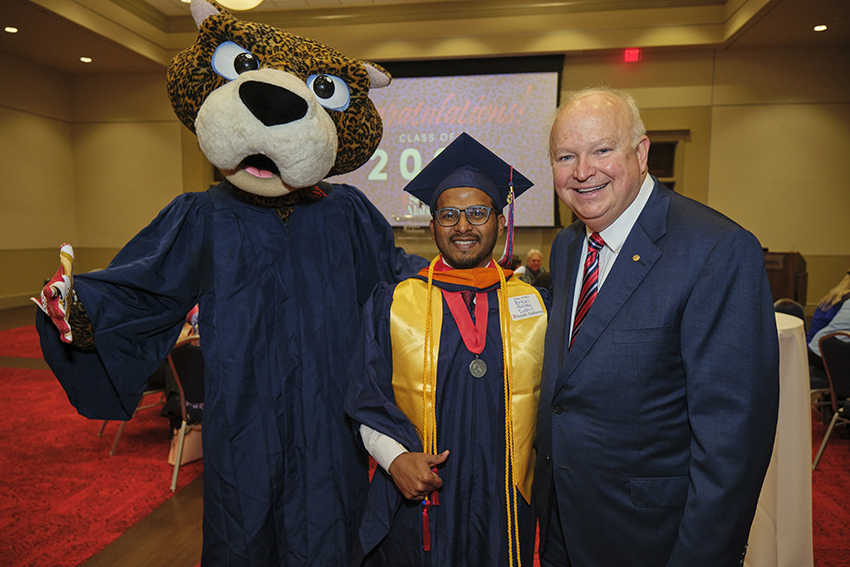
[359,423,408,474]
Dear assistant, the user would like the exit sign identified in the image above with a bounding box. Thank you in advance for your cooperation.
[624,48,641,62]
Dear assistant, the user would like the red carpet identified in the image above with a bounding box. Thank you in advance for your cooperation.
[0,366,203,567]
[0,324,43,358]
[811,413,850,567]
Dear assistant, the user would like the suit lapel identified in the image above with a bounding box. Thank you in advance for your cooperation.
[553,180,671,394]
[552,227,584,369]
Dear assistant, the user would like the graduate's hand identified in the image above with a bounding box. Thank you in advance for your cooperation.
[388,450,449,501]
[31,243,75,343]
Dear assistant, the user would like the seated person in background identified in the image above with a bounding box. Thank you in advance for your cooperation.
[807,269,850,344]
[807,270,850,389]
[513,256,526,277]
[808,296,850,387]
[518,248,546,285]
[162,305,201,428]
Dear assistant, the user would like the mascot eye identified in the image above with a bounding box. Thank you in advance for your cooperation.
[211,41,259,81]
[306,74,351,111]
[234,52,259,74]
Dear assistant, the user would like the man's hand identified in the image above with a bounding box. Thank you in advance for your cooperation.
[31,243,75,343]
[388,450,450,501]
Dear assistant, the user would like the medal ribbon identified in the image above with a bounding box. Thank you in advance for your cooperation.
[443,291,488,355]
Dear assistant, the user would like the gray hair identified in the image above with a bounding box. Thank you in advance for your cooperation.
[554,86,647,147]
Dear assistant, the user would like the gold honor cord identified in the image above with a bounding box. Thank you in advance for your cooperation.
[422,256,440,456]
[497,263,521,567]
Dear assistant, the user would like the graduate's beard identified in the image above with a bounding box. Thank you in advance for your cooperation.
[437,234,497,270]
[444,250,492,270]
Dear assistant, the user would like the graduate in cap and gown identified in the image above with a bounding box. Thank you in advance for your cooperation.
[345,133,550,567]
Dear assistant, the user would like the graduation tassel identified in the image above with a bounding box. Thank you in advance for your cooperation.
[497,168,516,269]
[421,497,433,551]
[420,465,441,551]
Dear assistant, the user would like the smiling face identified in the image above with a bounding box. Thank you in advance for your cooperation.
[430,186,505,269]
[549,92,650,233]
[527,253,542,272]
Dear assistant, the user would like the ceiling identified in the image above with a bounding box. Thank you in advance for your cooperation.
[0,0,847,76]
[0,0,164,74]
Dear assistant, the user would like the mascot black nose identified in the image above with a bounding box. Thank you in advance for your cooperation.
[239,81,309,127]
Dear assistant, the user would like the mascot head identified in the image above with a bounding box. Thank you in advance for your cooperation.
[167,0,390,197]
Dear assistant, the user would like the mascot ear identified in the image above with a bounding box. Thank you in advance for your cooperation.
[191,0,222,28]
[364,62,391,89]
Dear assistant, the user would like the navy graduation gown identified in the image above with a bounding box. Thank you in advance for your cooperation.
[37,181,427,566]
[346,278,550,567]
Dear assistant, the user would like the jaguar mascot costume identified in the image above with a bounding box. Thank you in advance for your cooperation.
[34,1,425,564]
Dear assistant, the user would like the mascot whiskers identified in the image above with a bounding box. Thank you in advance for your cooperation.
[34,1,425,564]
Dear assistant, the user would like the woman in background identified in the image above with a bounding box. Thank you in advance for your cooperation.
[807,270,850,391]
[808,270,850,344]
[519,249,546,285]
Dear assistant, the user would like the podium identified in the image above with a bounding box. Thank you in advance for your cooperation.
[763,251,807,305]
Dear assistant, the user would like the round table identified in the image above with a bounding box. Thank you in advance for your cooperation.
[745,312,813,567]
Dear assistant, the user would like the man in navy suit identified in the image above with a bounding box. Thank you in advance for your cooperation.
[535,87,779,567]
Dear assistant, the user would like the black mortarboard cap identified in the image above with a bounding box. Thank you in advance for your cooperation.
[403,132,534,211]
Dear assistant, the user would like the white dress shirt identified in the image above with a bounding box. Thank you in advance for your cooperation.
[808,299,850,356]
[568,174,655,343]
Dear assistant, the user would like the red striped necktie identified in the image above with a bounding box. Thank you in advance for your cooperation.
[571,232,606,349]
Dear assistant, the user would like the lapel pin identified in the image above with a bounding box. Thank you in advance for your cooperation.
[633,255,640,262]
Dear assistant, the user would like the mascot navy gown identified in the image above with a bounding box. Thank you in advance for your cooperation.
[33,0,427,564]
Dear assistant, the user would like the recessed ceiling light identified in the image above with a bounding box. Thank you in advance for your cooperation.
[814,25,828,32]
[4,26,18,33]
[217,0,263,10]
[80,57,92,64]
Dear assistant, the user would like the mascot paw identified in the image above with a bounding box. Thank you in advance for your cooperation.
[31,243,76,343]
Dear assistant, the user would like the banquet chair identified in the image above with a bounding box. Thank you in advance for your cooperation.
[812,331,850,470]
[774,298,830,415]
[97,367,168,456]
[165,335,204,491]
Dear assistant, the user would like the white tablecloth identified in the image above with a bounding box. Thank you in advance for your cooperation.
[745,312,813,567]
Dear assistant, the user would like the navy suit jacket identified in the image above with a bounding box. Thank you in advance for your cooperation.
[534,180,779,567]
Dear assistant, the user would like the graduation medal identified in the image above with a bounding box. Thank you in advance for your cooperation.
[469,356,487,378]
[444,289,489,378]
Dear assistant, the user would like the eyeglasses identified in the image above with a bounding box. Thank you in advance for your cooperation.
[433,206,497,227]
